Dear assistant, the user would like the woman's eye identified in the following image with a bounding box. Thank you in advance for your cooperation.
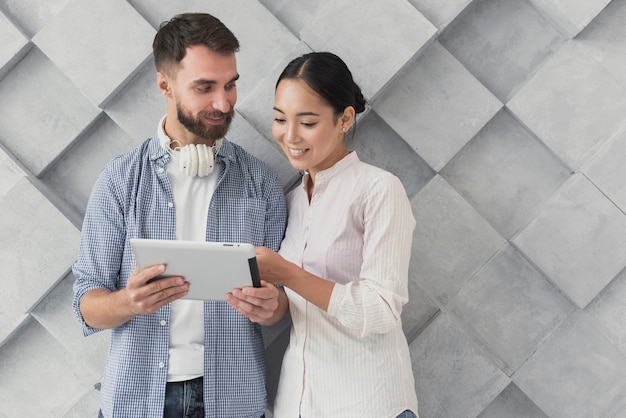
[273,118,286,123]
[302,122,317,128]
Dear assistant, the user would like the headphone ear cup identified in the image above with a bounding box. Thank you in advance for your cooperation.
[187,144,199,176]
[197,143,210,177]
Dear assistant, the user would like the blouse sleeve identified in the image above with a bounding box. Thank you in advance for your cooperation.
[326,173,415,337]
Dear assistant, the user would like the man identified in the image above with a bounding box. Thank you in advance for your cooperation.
[72,13,288,418]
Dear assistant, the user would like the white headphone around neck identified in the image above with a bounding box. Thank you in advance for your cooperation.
[177,143,214,177]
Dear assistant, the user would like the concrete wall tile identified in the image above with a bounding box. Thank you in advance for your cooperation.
[527,0,612,37]
[41,114,137,217]
[0,317,96,417]
[584,124,626,213]
[577,0,626,88]
[0,146,25,197]
[300,0,437,99]
[257,0,321,37]
[479,383,549,418]
[448,244,575,374]
[0,178,79,343]
[514,174,626,308]
[441,110,571,238]
[439,0,566,102]
[0,48,100,176]
[402,280,439,340]
[32,0,155,107]
[350,111,435,199]
[513,313,626,418]
[374,41,502,171]
[507,42,626,170]
[410,175,506,305]
[31,273,109,378]
[104,63,166,141]
[0,0,71,37]
[0,10,30,78]
[586,268,626,357]
[407,0,472,30]
[411,312,510,417]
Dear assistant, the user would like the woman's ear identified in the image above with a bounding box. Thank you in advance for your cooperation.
[341,106,356,131]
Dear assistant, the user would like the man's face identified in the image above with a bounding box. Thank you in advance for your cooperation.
[164,45,239,143]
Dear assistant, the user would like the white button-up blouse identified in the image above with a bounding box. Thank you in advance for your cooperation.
[274,152,419,418]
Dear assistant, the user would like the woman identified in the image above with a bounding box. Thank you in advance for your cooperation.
[232,52,418,417]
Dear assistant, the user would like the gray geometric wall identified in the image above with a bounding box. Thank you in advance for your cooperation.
[1,0,626,416]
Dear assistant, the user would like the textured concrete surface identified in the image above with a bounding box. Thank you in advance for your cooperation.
[1,0,626,417]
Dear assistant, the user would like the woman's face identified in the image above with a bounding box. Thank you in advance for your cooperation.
[272,79,350,179]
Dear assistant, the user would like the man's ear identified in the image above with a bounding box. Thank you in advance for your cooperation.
[157,71,172,97]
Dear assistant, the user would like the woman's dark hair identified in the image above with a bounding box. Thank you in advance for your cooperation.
[276,52,367,118]
[153,13,239,74]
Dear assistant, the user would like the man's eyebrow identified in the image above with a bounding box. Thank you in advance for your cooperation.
[192,74,240,85]
[272,107,320,117]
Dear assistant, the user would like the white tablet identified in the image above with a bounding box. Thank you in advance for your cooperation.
[129,238,261,300]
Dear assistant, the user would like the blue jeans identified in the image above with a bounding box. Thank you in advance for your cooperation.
[97,377,204,418]
[163,376,204,417]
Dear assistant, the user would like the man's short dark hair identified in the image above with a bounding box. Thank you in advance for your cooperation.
[153,13,240,75]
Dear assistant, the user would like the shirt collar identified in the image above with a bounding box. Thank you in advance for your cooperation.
[301,151,360,191]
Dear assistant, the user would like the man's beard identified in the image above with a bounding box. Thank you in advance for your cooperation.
[176,103,234,142]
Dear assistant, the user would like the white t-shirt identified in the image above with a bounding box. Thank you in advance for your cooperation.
[157,116,221,382]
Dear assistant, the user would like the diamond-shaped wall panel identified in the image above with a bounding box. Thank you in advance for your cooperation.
[448,244,575,375]
[2,1,626,417]
[41,114,138,218]
[507,42,626,170]
[514,174,626,308]
[584,124,626,213]
[0,0,71,37]
[407,0,473,30]
[299,0,437,99]
[577,0,626,90]
[513,313,626,418]
[0,10,29,78]
[374,41,502,172]
[441,109,571,238]
[410,175,506,306]
[0,48,100,176]
[0,317,97,417]
[0,146,25,197]
[351,111,435,199]
[527,0,612,37]
[32,0,155,107]
[439,0,566,102]
[410,312,510,417]
[0,177,80,344]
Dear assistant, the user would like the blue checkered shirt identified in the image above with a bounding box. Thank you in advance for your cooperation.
[72,135,287,418]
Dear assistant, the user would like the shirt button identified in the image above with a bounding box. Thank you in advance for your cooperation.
[158,167,164,173]
[158,362,165,368]
[167,202,174,208]
[160,320,167,326]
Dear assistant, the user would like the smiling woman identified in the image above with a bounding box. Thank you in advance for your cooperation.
[254,51,419,418]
